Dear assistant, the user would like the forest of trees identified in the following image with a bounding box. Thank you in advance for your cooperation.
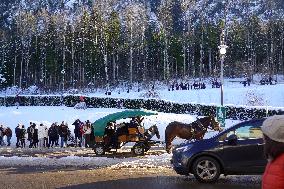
[0,0,283,91]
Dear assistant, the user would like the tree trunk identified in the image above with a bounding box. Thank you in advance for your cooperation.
[62,35,66,90]
[20,38,24,89]
[130,46,133,84]
[191,43,195,78]
[130,19,133,85]
[209,48,212,76]
[72,36,75,88]
[104,52,108,90]
[183,42,186,77]
[281,24,284,75]
[112,53,116,83]
[165,38,169,80]
[14,54,17,86]
[82,36,85,87]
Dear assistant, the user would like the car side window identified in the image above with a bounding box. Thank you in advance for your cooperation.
[218,131,233,141]
[235,125,262,139]
[218,125,263,141]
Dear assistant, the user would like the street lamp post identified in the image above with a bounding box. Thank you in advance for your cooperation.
[219,31,228,106]
[61,69,65,91]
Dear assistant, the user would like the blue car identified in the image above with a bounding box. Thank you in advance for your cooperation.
[171,118,267,183]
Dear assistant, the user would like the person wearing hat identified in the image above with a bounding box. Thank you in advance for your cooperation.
[261,115,284,189]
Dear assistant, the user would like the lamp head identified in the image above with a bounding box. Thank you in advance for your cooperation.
[219,45,228,55]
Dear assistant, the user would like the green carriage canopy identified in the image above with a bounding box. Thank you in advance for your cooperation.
[92,109,158,137]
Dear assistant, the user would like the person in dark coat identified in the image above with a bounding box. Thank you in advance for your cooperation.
[27,122,34,148]
[31,123,38,148]
[54,123,60,146]
[15,124,21,147]
[72,119,83,147]
[129,117,140,137]
[0,125,3,146]
[269,76,273,85]
[89,125,95,148]
[104,122,116,147]
[48,123,58,147]
[5,127,12,146]
[20,125,26,148]
[247,77,251,86]
[59,121,68,148]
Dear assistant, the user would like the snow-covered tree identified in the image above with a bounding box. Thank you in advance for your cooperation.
[123,2,148,85]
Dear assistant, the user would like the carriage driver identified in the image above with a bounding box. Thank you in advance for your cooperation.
[105,121,117,147]
[135,116,144,126]
[129,117,139,128]
[129,117,144,137]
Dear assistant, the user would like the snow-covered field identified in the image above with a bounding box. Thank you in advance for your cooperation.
[0,79,281,168]
[0,106,240,168]
[0,106,240,144]
[2,79,284,108]
[76,81,284,109]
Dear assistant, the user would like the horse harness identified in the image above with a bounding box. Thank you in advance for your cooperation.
[188,119,208,141]
[145,126,155,139]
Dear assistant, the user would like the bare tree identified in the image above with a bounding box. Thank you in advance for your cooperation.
[157,0,174,81]
[15,9,36,88]
[123,3,148,85]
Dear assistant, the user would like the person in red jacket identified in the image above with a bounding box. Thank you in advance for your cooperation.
[261,115,284,189]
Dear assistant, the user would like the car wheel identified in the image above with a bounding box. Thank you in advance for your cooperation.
[94,144,105,155]
[192,156,221,183]
[132,143,145,156]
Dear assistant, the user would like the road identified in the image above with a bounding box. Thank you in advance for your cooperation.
[0,147,261,189]
[0,167,261,189]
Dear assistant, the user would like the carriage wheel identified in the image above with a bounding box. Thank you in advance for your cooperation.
[144,142,151,152]
[94,144,105,155]
[132,143,145,156]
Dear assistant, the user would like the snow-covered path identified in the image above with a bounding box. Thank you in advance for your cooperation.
[0,147,171,168]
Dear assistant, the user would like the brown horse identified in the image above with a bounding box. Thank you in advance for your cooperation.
[165,116,223,153]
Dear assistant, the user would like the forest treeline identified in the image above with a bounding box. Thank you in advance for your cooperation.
[0,0,283,90]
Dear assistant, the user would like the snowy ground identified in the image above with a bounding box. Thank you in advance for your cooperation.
[0,147,171,169]
[0,106,240,168]
[0,106,240,144]
[0,78,280,168]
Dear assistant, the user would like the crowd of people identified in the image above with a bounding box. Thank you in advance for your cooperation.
[0,119,93,148]
[260,76,277,85]
[169,82,207,91]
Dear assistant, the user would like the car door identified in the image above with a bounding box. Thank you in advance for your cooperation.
[219,121,266,174]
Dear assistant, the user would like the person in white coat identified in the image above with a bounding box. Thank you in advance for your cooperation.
[82,120,92,148]
[38,123,49,148]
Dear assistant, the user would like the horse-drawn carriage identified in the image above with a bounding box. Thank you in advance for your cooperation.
[92,109,161,156]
